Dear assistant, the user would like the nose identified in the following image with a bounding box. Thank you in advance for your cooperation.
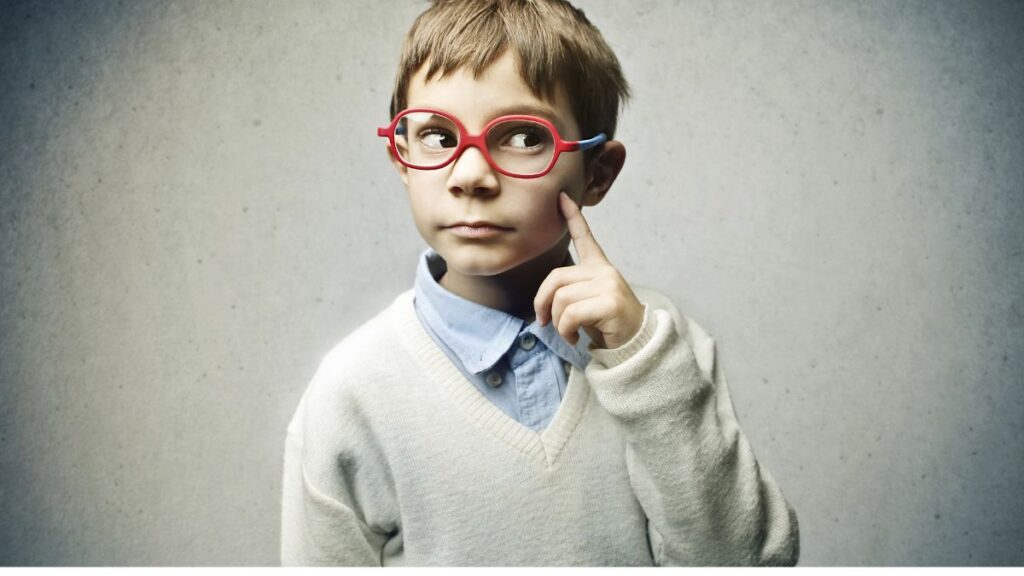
[446,144,499,196]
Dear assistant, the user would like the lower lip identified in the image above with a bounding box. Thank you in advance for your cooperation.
[446,225,511,238]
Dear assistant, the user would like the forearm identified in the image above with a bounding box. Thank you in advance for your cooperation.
[587,305,799,566]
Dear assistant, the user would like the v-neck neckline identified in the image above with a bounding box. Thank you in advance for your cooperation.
[393,289,589,468]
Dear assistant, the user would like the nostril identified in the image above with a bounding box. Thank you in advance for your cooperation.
[447,184,495,197]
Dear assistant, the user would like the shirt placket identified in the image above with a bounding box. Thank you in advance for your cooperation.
[508,331,560,431]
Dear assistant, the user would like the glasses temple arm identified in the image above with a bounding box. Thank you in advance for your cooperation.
[575,133,607,151]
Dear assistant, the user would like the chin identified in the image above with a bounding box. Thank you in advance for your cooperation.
[442,238,567,277]
[442,251,521,277]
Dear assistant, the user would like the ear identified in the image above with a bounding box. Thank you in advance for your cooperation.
[386,145,409,186]
[580,140,626,207]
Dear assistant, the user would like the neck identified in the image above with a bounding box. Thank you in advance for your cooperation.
[438,238,573,321]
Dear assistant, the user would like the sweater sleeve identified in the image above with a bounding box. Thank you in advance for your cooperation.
[280,374,395,566]
[584,294,800,566]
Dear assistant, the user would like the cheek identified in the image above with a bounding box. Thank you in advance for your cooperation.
[405,173,445,212]
[406,170,445,192]
[405,188,439,237]
[522,163,584,221]
[517,190,567,243]
[549,156,587,197]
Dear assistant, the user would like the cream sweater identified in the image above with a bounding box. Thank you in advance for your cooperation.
[280,285,799,566]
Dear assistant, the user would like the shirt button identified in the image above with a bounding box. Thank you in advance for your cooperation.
[520,333,537,351]
[485,371,503,387]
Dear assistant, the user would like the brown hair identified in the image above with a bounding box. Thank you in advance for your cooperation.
[389,0,630,141]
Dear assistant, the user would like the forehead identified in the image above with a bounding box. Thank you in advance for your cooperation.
[405,51,577,135]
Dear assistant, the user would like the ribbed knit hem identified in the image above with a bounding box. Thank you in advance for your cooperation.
[588,304,658,368]
[583,305,708,427]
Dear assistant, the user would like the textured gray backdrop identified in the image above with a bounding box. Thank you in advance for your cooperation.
[1,0,1022,566]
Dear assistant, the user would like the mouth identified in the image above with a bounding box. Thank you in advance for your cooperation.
[446,220,513,230]
[444,221,514,239]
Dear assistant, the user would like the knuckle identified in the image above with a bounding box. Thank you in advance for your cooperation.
[552,290,569,309]
[609,298,624,316]
[610,274,625,291]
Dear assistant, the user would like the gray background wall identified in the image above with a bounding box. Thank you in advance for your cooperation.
[1,0,1021,566]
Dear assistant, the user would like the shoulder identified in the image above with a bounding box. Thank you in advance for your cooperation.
[293,290,414,426]
[318,291,412,379]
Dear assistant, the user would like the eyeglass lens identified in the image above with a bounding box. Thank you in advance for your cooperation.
[395,111,555,176]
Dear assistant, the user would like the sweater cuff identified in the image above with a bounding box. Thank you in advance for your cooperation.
[584,304,710,426]
[588,304,658,368]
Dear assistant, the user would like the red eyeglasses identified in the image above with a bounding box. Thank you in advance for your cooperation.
[377,108,607,179]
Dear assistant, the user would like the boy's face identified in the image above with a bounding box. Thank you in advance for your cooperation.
[392,51,594,279]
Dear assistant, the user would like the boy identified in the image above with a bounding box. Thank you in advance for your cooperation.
[281,0,799,566]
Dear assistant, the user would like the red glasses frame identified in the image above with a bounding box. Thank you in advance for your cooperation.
[377,107,607,179]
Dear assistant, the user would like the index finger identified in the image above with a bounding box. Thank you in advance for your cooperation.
[559,191,608,264]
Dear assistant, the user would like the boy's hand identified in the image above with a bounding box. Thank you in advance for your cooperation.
[534,191,645,350]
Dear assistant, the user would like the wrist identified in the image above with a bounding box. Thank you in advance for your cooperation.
[589,304,657,366]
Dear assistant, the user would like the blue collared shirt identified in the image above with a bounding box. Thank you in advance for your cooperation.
[413,248,592,432]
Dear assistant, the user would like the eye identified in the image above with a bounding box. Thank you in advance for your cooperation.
[505,128,546,150]
[419,129,458,150]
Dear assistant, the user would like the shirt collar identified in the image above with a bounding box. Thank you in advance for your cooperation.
[413,248,591,374]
